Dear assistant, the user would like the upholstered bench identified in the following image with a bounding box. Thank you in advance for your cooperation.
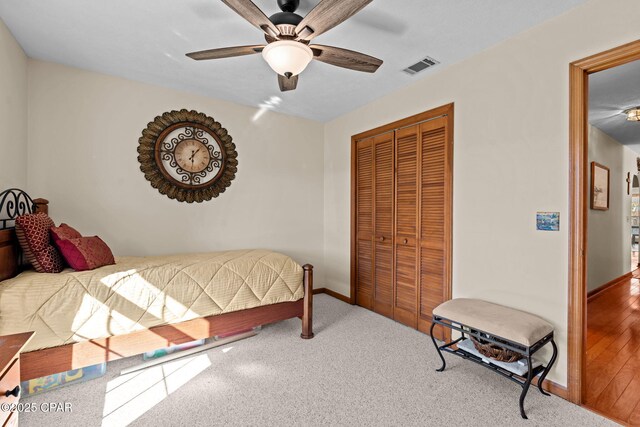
[430,298,557,419]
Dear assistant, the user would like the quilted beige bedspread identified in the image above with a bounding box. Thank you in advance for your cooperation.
[0,249,304,352]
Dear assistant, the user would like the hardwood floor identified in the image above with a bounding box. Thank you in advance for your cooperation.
[585,269,640,425]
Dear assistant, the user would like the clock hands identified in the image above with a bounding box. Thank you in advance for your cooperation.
[188,148,201,162]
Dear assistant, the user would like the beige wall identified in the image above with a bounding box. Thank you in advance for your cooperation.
[0,19,27,188]
[323,0,640,386]
[27,60,325,285]
[9,0,640,388]
[587,126,636,292]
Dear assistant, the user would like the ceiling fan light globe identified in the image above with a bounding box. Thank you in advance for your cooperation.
[262,40,313,77]
[625,108,640,122]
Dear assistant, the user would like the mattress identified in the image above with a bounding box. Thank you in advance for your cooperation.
[0,249,304,352]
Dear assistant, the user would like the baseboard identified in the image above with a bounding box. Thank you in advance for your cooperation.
[587,272,633,301]
[533,377,568,400]
[313,288,352,304]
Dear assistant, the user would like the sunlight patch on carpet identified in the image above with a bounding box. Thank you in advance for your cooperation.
[102,353,211,426]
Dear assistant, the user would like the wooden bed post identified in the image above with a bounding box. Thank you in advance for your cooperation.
[301,264,314,339]
[33,198,49,214]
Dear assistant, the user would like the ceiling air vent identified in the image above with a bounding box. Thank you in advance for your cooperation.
[403,56,440,75]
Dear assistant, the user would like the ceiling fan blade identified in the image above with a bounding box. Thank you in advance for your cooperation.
[295,0,373,41]
[311,45,382,73]
[278,74,298,92]
[186,45,265,60]
[221,0,280,38]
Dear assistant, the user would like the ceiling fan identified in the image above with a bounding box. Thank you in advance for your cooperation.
[590,104,640,123]
[186,0,383,92]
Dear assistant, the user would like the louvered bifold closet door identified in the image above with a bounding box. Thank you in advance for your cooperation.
[394,126,419,328]
[417,117,451,340]
[352,104,452,337]
[356,137,374,309]
[373,132,394,317]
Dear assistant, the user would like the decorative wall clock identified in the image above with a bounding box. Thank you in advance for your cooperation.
[137,109,238,203]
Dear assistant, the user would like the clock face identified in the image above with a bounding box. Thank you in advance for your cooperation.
[175,139,211,173]
[156,124,224,188]
[138,109,238,203]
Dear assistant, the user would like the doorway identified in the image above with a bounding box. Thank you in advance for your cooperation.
[568,38,640,415]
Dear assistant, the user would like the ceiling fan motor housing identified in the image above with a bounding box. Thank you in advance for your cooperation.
[277,0,299,13]
[269,11,303,38]
[271,0,302,36]
[269,12,303,27]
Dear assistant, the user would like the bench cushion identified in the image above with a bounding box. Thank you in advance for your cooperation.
[432,298,554,347]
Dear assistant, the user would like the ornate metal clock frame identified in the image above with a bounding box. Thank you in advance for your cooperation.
[137,109,238,203]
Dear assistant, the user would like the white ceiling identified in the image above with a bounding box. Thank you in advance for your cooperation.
[589,60,640,152]
[0,0,588,122]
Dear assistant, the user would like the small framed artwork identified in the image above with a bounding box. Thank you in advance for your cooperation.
[537,212,560,231]
[591,162,610,211]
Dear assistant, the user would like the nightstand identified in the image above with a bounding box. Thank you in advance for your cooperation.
[0,332,34,427]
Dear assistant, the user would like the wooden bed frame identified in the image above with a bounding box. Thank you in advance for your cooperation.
[0,190,313,381]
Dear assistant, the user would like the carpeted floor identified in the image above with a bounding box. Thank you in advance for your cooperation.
[21,295,614,426]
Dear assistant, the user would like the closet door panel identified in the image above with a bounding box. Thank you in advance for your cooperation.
[395,127,418,237]
[417,118,450,339]
[373,133,394,317]
[374,243,393,316]
[394,126,419,327]
[356,138,374,309]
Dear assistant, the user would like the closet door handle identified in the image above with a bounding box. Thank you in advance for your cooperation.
[403,238,408,244]
[379,236,385,242]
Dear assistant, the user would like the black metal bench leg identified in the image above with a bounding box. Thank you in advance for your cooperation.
[537,339,558,396]
[519,355,534,419]
[430,321,446,372]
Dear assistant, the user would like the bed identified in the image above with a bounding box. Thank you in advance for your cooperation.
[0,189,313,381]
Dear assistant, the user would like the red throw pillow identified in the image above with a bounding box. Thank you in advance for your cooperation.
[56,236,115,271]
[15,213,64,273]
[50,223,82,245]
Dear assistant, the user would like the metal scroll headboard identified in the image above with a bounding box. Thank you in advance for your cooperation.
[0,188,37,230]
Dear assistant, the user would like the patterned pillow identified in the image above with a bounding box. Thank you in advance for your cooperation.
[50,223,82,245]
[55,236,115,271]
[15,213,64,273]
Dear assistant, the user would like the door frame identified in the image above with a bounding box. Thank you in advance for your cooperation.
[568,39,640,404]
[350,103,454,312]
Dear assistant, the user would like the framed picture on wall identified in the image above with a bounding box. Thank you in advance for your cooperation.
[536,212,560,231]
[591,161,610,210]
